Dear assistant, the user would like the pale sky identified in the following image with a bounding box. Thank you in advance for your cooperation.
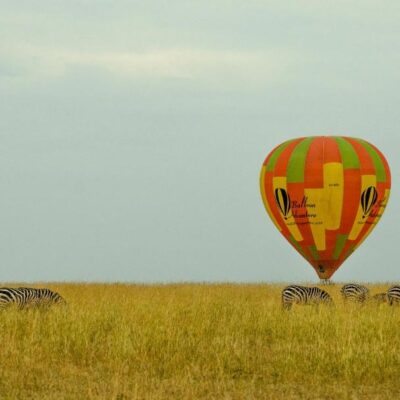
[1,1,399,282]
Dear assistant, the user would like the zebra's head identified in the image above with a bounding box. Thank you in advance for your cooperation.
[322,291,334,306]
[326,296,334,306]
[54,294,67,306]
[43,289,67,307]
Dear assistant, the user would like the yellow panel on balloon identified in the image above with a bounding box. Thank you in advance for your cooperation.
[272,177,303,241]
[354,188,390,250]
[323,162,344,230]
[348,175,377,241]
[304,188,326,250]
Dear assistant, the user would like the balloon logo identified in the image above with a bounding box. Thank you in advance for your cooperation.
[361,186,378,219]
[274,188,291,220]
[260,136,391,279]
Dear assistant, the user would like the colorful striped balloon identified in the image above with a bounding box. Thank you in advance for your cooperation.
[260,136,391,279]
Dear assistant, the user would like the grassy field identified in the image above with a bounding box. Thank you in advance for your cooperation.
[0,283,399,399]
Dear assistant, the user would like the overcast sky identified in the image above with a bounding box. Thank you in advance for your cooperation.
[1,1,399,282]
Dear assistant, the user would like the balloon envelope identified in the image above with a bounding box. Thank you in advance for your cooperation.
[259,136,391,279]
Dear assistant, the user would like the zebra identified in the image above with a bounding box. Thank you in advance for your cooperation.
[281,285,333,310]
[0,287,66,310]
[387,286,400,306]
[340,283,370,303]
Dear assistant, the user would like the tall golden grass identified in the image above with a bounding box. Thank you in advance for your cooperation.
[0,283,399,399]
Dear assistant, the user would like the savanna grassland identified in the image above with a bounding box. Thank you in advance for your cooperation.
[0,283,399,399]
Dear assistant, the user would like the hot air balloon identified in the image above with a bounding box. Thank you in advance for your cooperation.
[259,136,391,280]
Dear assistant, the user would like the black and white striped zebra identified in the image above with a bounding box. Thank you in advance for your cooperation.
[0,287,66,310]
[340,283,370,303]
[387,286,400,306]
[281,285,333,310]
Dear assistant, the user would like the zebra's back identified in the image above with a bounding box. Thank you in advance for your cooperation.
[282,285,333,310]
[0,287,66,309]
